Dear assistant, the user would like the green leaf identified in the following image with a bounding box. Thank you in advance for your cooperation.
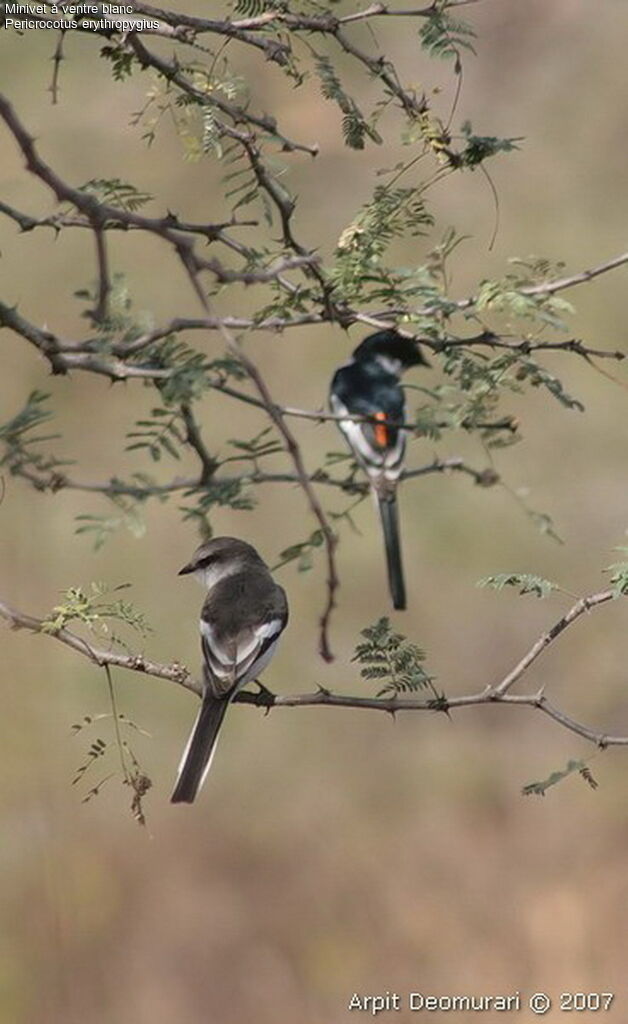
[522,759,598,797]
[78,178,153,212]
[419,6,477,62]
[459,120,521,167]
[275,527,328,573]
[604,548,628,596]
[477,573,558,599]
[353,618,441,700]
[314,55,381,150]
[42,582,151,636]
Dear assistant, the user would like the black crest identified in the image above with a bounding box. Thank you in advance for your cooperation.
[352,330,430,368]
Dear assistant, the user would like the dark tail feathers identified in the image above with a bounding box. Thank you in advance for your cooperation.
[171,693,230,804]
[377,491,406,611]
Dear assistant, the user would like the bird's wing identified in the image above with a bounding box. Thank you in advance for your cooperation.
[330,371,406,480]
[201,615,284,696]
[201,576,288,698]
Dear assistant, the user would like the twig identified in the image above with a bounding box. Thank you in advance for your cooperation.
[4,452,493,500]
[212,320,340,662]
[2,586,627,749]
[92,226,111,322]
[49,30,67,105]
[0,599,200,695]
[0,94,313,309]
[489,590,615,697]
[97,0,479,39]
[127,34,317,156]
[179,403,218,485]
[521,253,628,299]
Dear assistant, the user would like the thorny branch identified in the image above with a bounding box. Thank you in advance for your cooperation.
[2,587,626,752]
[1,87,627,368]
[0,94,319,319]
[4,452,495,500]
[1,4,628,667]
[196,295,341,662]
[0,599,199,694]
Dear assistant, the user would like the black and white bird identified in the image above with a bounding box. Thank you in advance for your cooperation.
[330,329,429,611]
[171,536,288,804]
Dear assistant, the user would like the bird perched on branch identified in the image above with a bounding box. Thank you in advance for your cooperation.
[171,537,288,804]
[329,330,429,611]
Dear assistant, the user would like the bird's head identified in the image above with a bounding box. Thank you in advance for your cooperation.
[351,330,430,377]
[178,536,265,590]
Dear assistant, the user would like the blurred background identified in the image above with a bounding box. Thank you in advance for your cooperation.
[2,2,628,1020]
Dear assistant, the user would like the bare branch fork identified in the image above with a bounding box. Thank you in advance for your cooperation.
[0,95,626,378]
[0,94,319,320]
[193,293,340,662]
[2,16,628,680]
[2,588,626,750]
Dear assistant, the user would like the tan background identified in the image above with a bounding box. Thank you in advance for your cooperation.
[2,2,628,1021]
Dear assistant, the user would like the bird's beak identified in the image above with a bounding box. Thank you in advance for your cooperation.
[178,562,195,576]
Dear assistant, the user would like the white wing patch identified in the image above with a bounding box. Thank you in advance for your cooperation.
[201,617,284,694]
[254,617,284,641]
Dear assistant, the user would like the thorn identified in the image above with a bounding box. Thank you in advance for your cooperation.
[253,679,276,710]
[429,694,451,718]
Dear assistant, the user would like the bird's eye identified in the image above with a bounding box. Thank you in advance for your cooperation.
[198,555,216,568]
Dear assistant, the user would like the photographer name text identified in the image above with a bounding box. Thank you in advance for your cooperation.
[348,990,615,1015]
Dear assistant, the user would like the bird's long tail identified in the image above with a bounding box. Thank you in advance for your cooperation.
[171,692,230,804]
[376,489,406,611]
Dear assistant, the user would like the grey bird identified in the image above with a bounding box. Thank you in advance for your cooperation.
[171,537,289,804]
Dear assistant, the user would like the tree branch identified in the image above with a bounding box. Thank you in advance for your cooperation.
[489,589,615,697]
[3,452,495,500]
[2,586,627,751]
[0,94,316,316]
[0,598,200,695]
[210,319,340,663]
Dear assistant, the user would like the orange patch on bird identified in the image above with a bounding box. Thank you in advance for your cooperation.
[373,411,389,447]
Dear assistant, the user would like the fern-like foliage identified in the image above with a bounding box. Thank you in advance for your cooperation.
[314,55,382,150]
[77,178,153,212]
[419,3,477,63]
[100,44,135,81]
[126,407,185,463]
[523,759,599,797]
[0,391,70,482]
[180,479,256,541]
[457,121,521,168]
[42,581,152,637]
[604,548,628,597]
[141,337,214,405]
[332,185,434,303]
[227,426,283,463]
[230,0,286,14]
[476,256,577,332]
[433,342,582,457]
[513,358,584,412]
[477,573,558,599]
[71,675,153,825]
[353,617,439,700]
